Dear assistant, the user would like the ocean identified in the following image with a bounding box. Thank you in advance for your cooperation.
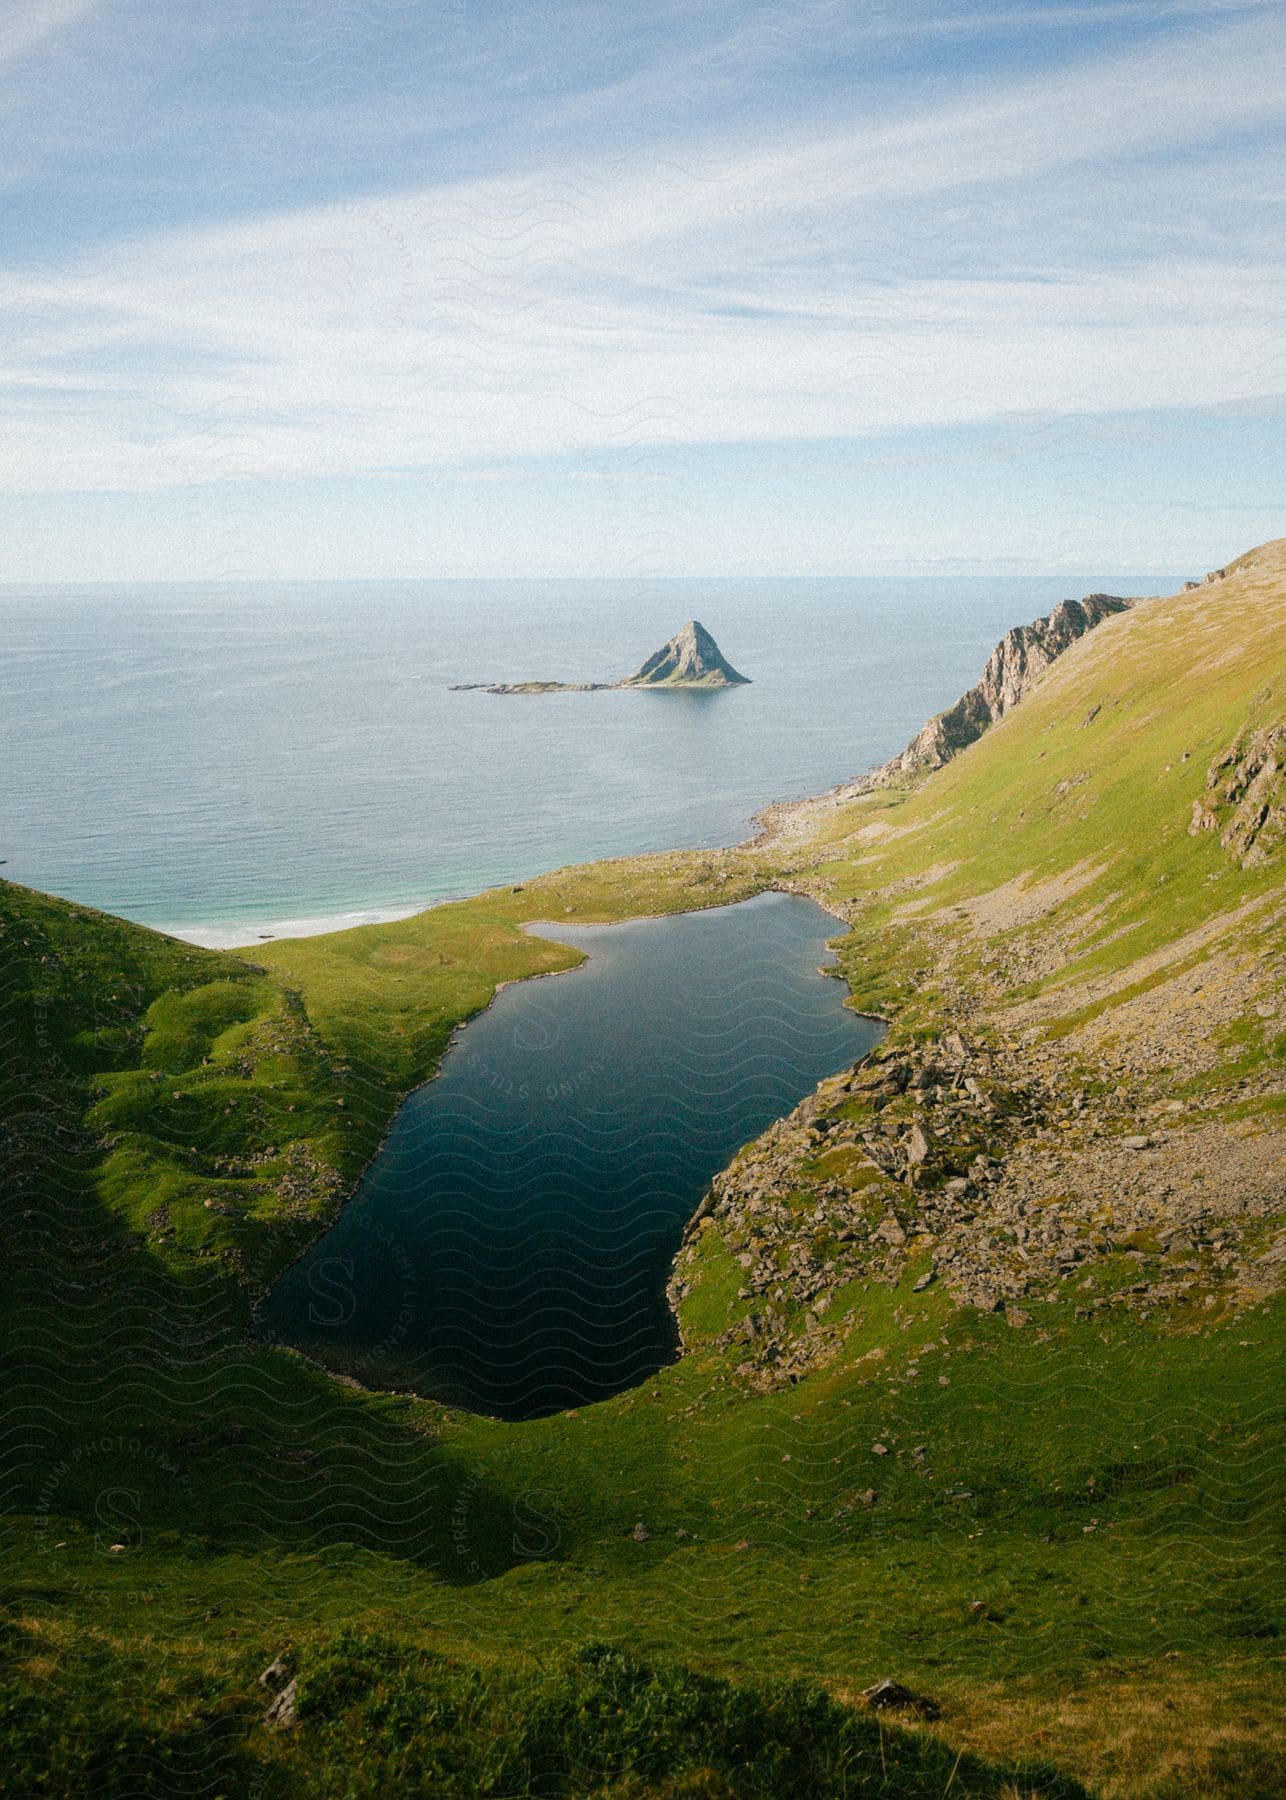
[1,575,1173,941]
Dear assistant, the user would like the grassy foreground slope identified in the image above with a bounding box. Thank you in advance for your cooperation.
[1,547,1282,1798]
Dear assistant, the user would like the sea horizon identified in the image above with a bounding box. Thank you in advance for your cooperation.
[4,573,1180,945]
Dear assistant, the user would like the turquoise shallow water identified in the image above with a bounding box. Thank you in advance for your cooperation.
[0,575,1170,935]
[257,892,880,1419]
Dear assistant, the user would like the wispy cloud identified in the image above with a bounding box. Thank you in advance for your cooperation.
[0,0,96,68]
[0,4,1281,498]
[881,0,1278,38]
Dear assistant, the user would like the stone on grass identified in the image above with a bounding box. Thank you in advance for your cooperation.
[860,1677,941,1719]
[264,1678,298,1730]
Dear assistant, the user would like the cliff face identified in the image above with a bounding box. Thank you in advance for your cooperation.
[864,592,1132,788]
[621,620,750,687]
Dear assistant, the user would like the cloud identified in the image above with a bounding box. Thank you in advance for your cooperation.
[0,0,95,68]
[881,0,1278,38]
[0,7,1282,492]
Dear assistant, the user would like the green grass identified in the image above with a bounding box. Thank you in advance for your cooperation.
[799,551,1285,1023]
[2,544,1284,1796]
[0,1631,1091,1799]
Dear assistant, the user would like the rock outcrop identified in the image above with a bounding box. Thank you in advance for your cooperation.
[669,1021,1283,1394]
[1189,721,1284,867]
[620,620,750,688]
[750,588,1135,847]
[863,593,1132,788]
[451,619,749,694]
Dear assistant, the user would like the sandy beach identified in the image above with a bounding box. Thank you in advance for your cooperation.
[165,901,427,951]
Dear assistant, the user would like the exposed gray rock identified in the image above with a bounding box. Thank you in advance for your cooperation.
[667,1003,1280,1391]
[263,1678,298,1729]
[906,1123,931,1165]
[862,592,1132,787]
[621,619,750,687]
[453,619,750,693]
[860,1678,941,1719]
[1189,721,1283,866]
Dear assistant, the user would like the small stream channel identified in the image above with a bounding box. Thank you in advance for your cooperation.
[257,892,881,1419]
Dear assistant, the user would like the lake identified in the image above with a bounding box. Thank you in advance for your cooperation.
[256,892,880,1418]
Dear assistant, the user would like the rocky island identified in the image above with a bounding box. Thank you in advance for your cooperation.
[451,618,750,693]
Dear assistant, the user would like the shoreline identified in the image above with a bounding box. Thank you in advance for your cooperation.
[164,900,429,950]
[257,888,875,1416]
[163,798,866,952]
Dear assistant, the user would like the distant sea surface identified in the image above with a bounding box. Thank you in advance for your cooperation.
[1,576,1173,941]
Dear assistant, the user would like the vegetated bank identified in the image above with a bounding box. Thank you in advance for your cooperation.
[1,544,1282,1799]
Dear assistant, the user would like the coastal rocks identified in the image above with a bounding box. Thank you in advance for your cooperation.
[750,589,1134,851]
[450,679,611,695]
[859,592,1133,789]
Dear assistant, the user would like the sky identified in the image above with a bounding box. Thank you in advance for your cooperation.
[0,0,1282,579]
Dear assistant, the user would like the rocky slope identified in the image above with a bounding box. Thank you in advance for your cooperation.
[754,589,1133,843]
[672,544,1285,1391]
[864,593,1132,787]
[671,997,1283,1393]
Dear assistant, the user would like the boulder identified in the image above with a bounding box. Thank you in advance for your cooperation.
[860,1678,941,1719]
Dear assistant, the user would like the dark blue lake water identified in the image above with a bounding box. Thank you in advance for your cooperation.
[257,892,879,1419]
[0,574,1171,941]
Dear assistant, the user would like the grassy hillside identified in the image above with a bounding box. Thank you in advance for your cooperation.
[1,547,1282,1798]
